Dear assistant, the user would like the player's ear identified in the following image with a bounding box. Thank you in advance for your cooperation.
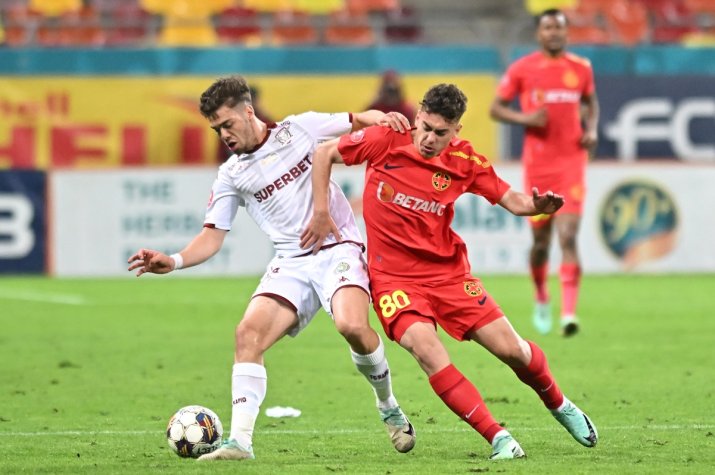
[455,123,463,135]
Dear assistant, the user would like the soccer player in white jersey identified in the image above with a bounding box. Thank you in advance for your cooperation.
[127,75,416,461]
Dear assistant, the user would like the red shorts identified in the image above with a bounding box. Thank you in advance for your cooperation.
[525,168,586,228]
[370,276,504,343]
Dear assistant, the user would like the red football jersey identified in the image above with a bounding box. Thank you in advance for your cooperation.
[338,126,510,282]
[497,51,595,178]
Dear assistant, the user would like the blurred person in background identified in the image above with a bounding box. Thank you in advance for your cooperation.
[490,8,599,337]
[366,70,417,125]
[303,83,598,461]
[128,75,416,462]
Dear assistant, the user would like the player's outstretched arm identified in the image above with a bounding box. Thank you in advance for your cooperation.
[498,187,564,216]
[300,138,344,254]
[353,110,410,133]
[127,227,228,277]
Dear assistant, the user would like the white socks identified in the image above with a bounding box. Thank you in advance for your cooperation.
[229,362,267,448]
[350,337,398,411]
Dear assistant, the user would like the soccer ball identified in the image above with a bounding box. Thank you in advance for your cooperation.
[166,405,223,458]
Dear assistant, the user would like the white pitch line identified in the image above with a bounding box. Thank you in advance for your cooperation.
[0,290,87,305]
[3,424,713,437]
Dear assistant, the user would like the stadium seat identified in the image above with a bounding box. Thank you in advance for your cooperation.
[1,3,41,46]
[140,0,233,47]
[324,8,375,45]
[294,0,345,15]
[563,3,612,45]
[270,9,319,46]
[524,0,578,15]
[346,0,400,13]
[36,5,106,47]
[684,0,715,14]
[103,2,154,46]
[640,0,697,43]
[215,6,262,46]
[242,0,292,13]
[599,0,650,45]
[383,6,423,43]
[29,0,81,17]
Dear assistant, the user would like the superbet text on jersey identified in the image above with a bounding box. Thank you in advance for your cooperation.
[204,112,363,257]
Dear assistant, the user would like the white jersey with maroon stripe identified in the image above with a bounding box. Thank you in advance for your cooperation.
[204,111,363,257]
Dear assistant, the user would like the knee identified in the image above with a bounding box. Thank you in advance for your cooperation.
[559,233,577,251]
[497,339,531,367]
[335,317,369,343]
[235,322,263,360]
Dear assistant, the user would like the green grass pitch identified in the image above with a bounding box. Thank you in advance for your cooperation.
[0,274,713,473]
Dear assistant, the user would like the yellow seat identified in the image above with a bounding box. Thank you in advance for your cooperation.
[141,0,232,46]
[525,0,577,15]
[30,0,81,16]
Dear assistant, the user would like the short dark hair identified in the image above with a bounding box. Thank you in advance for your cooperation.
[199,75,253,118]
[419,84,467,123]
[535,8,567,27]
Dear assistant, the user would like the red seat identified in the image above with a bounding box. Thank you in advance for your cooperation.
[36,6,106,47]
[639,0,697,43]
[215,6,262,45]
[104,2,153,46]
[324,8,375,45]
[346,0,399,13]
[1,4,42,46]
[563,4,612,45]
[598,0,650,45]
[270,10,319,46]
[383,6,422,43]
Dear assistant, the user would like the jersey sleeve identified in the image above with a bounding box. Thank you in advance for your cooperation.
[337,126,392,167]
[291,111,353,143]
[464,150,511,205]
[496,61,522,101]
[203,167,242,231]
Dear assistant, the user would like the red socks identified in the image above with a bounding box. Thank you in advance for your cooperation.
[512,341,564,410]
[530,263,549,303]
[559,263,581,317]
[429,364,502,443]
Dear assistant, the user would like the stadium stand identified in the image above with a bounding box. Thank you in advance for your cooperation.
[324,7,375,45]
[270,9,319,46]
[103,1,154,47]
[383,6,423,43]
[215,6,262,46]
[140,0,232,47]
[1,0,715,48]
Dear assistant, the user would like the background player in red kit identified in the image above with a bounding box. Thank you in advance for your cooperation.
[301,83,598,460]
[490,8,600,336]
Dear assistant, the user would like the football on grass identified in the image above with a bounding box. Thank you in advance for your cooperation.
[166,405,223,458]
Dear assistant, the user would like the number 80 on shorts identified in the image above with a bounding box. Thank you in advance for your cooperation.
[378,290,411,318]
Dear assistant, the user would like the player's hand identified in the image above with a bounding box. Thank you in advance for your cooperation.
[524,108,547,128]
[532,187,564,214]
[300,211,342,254]
[580,129,598,150]
[127,249,174,277]
[377,111,410,133]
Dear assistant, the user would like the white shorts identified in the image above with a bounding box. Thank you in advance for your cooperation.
[252,243,370,337]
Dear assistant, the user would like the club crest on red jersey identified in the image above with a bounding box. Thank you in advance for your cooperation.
[562,69,579,88]
[432,172,451,191]
[464,281,483,297]
[377,181,396,202]
[350,130,365,143]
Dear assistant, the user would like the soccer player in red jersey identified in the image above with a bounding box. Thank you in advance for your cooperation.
[301,83,598,460]
[490,8,600,337]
